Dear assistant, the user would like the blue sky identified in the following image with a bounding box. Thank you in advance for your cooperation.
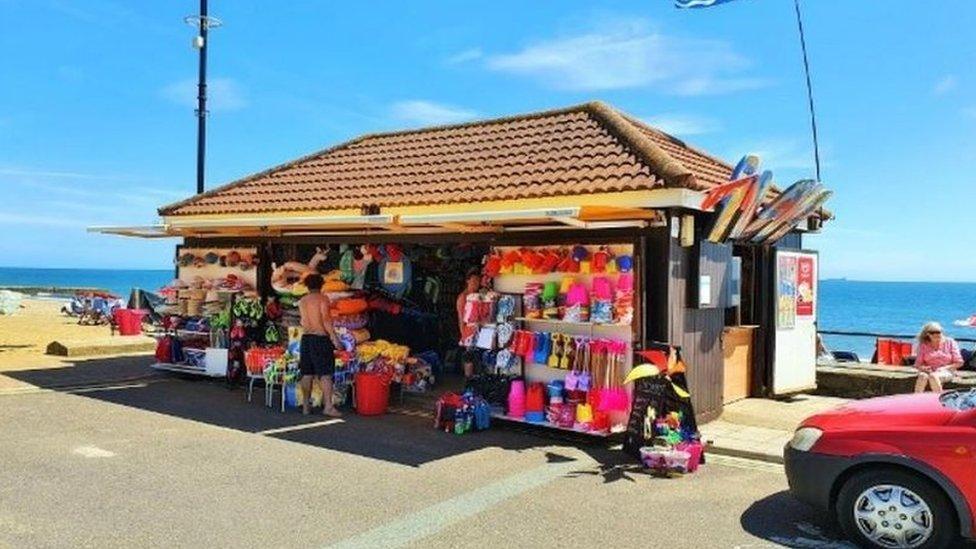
[0,0,973,281]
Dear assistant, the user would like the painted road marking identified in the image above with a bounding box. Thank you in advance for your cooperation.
[72,445,116,458]
[326,457,592,549]
[0,378,167,397]
[258,419,344,435]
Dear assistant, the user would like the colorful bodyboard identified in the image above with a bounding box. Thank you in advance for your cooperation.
[764,189,832,243]
[706,177,755,243]
[741,179,816,240]
[705,174,759,243]
[728,170,773,240]
[700,174,757,211]
[729,154,761,181]
[752,184,825,243]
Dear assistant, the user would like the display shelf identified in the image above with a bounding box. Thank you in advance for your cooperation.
[492,272,629,295]
[148,330,211,339]
[490,413,613,438]
[514,317,630,329]
[151,362,223,378]
[493,270,627,278]
[177,329,211,337]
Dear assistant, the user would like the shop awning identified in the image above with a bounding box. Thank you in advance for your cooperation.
[165,214,396,236]
[89,205,666,238]
[398,206,662,232]
[86,225,173,238]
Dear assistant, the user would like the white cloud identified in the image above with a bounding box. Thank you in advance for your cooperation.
[485,19,767,95]
[390,100,479,126]
[642,113,721,136]
[0,167,117,180]
[0,166,180,212]
[933,75,957,95]
[446,48,483,65]
[160,77,247,112]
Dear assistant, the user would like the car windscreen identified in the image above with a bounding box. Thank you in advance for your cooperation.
[940,389,976,411]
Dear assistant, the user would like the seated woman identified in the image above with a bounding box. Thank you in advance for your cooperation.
[914,321,964,393]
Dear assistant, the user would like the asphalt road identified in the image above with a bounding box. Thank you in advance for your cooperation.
[0,375,856,548]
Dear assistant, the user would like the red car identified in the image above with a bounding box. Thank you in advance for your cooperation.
[785,390,976,549]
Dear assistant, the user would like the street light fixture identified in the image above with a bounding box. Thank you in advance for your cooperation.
[184,1,222,195]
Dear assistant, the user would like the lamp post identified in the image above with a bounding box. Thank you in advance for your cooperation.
[184,1,222,195]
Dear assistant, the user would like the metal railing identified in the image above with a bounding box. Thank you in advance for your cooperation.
[819,329,976,345]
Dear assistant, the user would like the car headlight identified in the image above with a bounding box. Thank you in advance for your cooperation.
[789,427,823,452]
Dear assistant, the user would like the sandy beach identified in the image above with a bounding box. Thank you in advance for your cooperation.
[0,299,155,391]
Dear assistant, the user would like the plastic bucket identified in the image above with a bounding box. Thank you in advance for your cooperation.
[876,338,892,365]
[676,441,704,473]
[114,309,147,335]
[901,342,914,363]
[284,384,298,408]
[889,341,905,367]
[355,372,390,416]
[507,379,525,418]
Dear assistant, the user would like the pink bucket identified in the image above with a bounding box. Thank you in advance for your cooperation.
[676,441,704,473]
[508,380,526,418]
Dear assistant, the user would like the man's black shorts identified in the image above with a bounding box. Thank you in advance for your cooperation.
[299,334,336,377]
[460,347,481,366]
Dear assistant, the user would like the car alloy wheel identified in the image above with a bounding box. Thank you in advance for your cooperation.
[853,484,933,548]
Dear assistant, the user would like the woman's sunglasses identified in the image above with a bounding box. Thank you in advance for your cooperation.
[928,330,942,335]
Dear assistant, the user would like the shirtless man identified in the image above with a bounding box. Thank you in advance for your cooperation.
[455,269,481,379]
[298,273,343,417]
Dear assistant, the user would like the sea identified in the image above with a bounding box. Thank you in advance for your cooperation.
[1,267,973,358]
[818,279,976,359]
[0,267,172,299]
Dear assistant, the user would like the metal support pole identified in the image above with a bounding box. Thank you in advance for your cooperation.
[195,0,208,194]
[793,0,821,182]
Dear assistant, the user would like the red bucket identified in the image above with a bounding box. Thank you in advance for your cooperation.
[889,341,905,367]
[114,309,147,335]
[355,372,390,416]
[876,338,892,365]
[901,342,914,363]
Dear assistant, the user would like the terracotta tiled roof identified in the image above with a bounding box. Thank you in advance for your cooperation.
[160,101,733,217]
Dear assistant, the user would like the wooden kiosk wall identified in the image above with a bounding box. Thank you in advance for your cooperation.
[644,220,730,423]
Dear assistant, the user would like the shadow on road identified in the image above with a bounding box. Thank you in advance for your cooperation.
[2,354,155,385]
[740,490,854,548]
[4,356,644,475]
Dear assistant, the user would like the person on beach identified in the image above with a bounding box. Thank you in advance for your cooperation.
[914,321,964,393]
[298,273,343,416]
[456,269,481,379]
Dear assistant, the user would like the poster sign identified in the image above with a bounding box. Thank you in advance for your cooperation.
[796,256,815,317]
[777,255,797,329]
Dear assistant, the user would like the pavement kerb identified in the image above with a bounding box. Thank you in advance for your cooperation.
[704,442,785,465]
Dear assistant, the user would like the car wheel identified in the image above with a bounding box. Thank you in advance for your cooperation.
[836,468,957,549]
